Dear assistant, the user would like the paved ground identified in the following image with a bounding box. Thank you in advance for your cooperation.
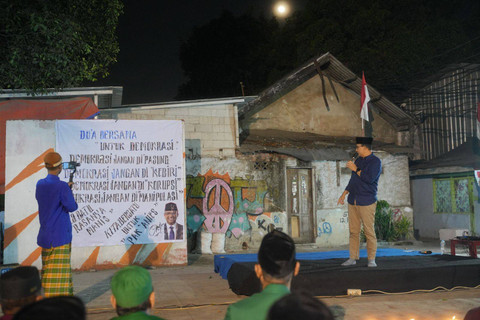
[74,240,480,320]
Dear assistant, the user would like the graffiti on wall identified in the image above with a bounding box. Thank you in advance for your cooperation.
[340,211,348,224]
[316,209,348,238]
[186,169,279,238]
[318,222,332,236]
[203,178,234,233]
[246,211,287,237]
[392,208,403,221]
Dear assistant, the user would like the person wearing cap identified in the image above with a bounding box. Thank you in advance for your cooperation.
[110,266,165,320]
[0,266,42,320]
[12,296,85,320]
[337,137,382,267]
[163,202,183,240]
[267,292,334,320]
[224,230,300,320]
[35,152,78,296]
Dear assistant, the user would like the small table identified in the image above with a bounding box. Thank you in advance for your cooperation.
[450,238,480,258]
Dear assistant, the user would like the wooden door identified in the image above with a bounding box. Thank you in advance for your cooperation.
[286,168,314,243]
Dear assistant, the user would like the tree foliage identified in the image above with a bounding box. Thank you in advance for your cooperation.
[178,0,480,102]
[177,11,279,99]
[0,0,123,92]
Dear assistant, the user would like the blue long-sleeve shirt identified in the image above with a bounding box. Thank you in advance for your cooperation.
[35,174,78,248]
[345,153,381,206]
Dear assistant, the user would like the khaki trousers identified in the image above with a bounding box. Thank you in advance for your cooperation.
[348,202,377,260]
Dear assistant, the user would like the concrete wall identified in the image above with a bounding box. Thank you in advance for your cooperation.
[5,120,186,270]
[411,177,477,239]
[248,76,398,144]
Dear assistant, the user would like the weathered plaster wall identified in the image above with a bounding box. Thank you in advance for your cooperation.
[376,153,411,207]
[5,120,187,270]
[411,177,474,238]
[249,76,397,144]
[313,153,413,246]
[185,155,289,253]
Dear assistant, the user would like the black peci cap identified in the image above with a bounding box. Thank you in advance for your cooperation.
[0,266,41,300]
[258,230,296,278]
[356,137,373,145]
[165,202,178,211]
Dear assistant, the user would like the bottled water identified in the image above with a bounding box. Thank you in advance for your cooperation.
[440,240,445,254]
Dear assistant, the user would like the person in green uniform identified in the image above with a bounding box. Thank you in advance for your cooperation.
[224,230,300,320]
[267,292,334,320]
[110,266,165,320]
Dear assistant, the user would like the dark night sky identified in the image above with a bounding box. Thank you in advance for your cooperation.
[92,1,306,105]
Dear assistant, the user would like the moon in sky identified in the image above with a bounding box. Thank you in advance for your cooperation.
[274,2,290,18]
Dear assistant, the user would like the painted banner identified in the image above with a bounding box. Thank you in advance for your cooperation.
[56,120,185,247]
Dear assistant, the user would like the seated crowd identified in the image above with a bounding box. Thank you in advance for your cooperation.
[0,230,476,319]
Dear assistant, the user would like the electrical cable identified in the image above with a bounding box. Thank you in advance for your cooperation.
[86,285,480,315]
[314,284,480,299]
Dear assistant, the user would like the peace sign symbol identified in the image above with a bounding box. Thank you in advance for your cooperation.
[203,179,234,233]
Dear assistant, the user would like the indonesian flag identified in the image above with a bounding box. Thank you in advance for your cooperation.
[475,170,480,186]
[476,102,480,140]
[361,72,370,122]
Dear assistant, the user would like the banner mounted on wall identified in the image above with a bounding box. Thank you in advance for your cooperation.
[56,120,185,247]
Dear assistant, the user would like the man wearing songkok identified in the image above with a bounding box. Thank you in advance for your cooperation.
[224,230,300,320]
[337,136,382,267]
[0,266,42,320]
[35,152,77,296]
[110,266,165,320]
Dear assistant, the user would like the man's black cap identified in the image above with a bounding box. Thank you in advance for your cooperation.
[0,266,41,300]
[165,202,177,211]
[356,137,373,145]
[258,230,296,278]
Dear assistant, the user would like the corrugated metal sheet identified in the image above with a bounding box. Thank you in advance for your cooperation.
[405,64,480,160]
[239,52,416,130]
[0,86,123,109]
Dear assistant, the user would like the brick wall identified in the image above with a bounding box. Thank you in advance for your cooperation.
[100,104,239,158]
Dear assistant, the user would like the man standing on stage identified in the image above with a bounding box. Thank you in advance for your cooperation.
[337,137,381,267]
[36,152,78,296]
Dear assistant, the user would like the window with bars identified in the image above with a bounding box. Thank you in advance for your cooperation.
[433,176,474,214]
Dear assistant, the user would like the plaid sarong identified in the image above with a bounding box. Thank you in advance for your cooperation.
[41,243,73,297]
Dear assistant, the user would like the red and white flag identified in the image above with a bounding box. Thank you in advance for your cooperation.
[361,72,370,122]
[475,170,480,186]
[476,102,480,140]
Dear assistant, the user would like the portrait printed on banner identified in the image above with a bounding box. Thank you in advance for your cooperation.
[149,202,184,241]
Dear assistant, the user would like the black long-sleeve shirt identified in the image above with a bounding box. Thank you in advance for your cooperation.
[345,153,381,206]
